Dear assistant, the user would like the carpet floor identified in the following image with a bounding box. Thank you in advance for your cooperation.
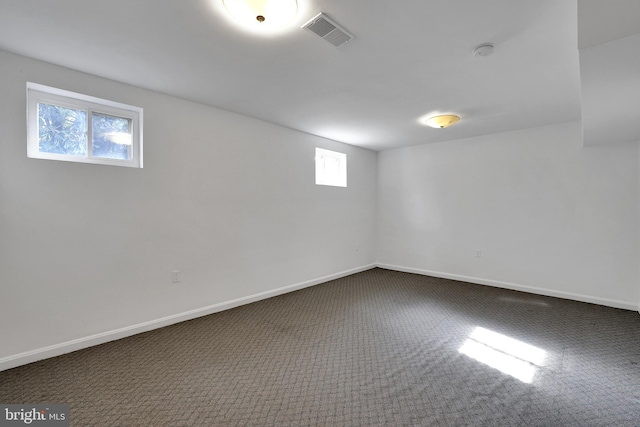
[1,268,639,426]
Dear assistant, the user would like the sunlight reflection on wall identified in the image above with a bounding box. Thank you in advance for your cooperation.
[459,327,546,384]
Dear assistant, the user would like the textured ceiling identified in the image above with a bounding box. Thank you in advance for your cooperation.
[0,0,584,151]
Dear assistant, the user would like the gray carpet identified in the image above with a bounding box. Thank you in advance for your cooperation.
[1,268,639,426]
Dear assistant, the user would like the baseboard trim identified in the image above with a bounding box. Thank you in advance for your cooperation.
[376,263,639,311]
[0,264,376,372]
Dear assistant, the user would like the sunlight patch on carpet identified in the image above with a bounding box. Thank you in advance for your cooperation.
[459,327,546,384]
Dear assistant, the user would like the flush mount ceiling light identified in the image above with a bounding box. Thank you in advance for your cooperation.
[473,43,494,57]
[424,114,461,129]
[222,0,298,29]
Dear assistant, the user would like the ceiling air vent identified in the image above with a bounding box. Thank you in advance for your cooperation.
[302,13,353,47]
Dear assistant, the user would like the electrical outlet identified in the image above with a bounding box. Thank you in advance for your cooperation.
[172,270,181,283]
[475,250,482,258]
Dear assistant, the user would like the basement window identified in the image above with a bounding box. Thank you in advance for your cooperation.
[27,82,143,168]
[315,147,346,187]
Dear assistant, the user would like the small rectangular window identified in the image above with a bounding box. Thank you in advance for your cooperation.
[315,147,346,187]
[27,82,143,168]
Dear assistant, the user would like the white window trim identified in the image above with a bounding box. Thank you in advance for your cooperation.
[315,147,347,187]
[27,82,143,168]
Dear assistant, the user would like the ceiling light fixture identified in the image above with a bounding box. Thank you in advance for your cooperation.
[473,43,494,57]
[424,114,461,129]
[222,0,298,29]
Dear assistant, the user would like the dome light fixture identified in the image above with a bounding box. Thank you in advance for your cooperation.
[222,0,298,30]
[473,43,494,57]
[424,114,461,129]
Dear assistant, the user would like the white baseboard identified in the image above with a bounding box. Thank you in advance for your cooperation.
[0,264,376,372]
[377,263,639,311]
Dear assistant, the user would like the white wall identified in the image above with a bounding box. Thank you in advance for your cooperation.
[2,49,638,371]
[0,50,377,368]
[377,122,639,309]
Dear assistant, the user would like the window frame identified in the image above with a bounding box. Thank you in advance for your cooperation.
[27,82,143,168]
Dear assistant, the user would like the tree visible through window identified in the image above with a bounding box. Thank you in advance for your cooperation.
[38,103,87,156]
[27,83,142,168]
[91,112,132,160]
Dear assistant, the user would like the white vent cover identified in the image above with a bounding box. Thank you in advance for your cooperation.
[302,13,353,47]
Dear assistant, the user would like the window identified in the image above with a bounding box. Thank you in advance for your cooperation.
[27,82,143,168]
[315,147,346,187]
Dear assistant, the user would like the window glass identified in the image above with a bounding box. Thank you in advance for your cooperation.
[315,147,347,187]
[91,112,131,160]
[38,103,87,156]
